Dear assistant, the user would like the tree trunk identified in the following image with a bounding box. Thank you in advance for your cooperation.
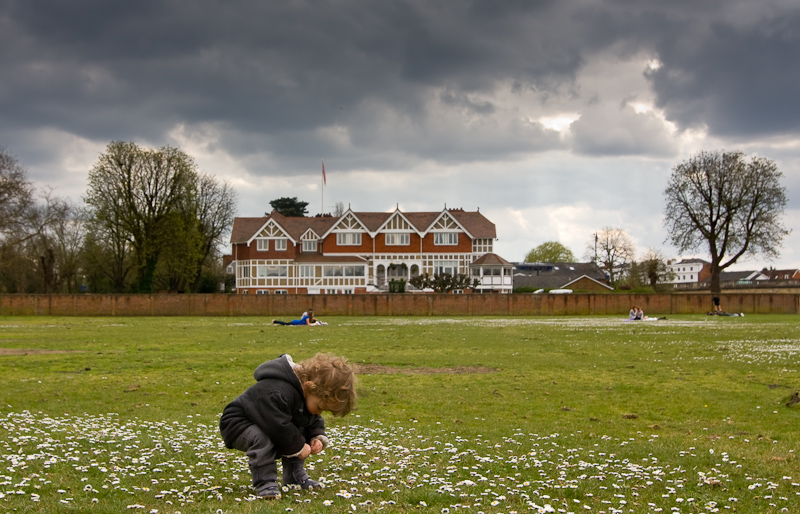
[39,248,56,294]
[709,263,721,294]
[137,254,159,293]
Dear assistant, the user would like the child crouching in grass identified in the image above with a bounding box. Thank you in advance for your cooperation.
[219,353,357,499]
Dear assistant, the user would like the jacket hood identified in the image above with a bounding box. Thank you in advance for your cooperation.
[253,354,304,396]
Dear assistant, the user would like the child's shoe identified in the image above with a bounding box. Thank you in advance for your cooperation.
[256,481,281,500]
[282,457,324,490]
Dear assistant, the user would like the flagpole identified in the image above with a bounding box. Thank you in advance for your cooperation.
[321,159,324,215]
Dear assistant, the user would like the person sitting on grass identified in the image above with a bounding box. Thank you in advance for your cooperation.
[219,352,357,500]
[272,308,314,326]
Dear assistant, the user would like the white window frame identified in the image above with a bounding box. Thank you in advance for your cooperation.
[302,240,317,252]
[275,238,287,251]
[434,232,458,246]
[257,265,288,277]
[299,265,315,278]
[256,239,269,251]
[385,233,410,246]
[433,260,459,275]
[274,290,288,295]
[336,232,362,246]
[323,265,365,277]
[256,290,270,295]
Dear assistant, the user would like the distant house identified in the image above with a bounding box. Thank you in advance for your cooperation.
[763,269,800,281]
[667,258,710,285]
[716,270,769,286]
[512,262,613,292]
[228,207,509,294]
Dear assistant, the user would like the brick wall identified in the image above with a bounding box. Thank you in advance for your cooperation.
[1,293,797,316]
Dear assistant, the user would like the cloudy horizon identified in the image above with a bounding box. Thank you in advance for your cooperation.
[2,0,798,270]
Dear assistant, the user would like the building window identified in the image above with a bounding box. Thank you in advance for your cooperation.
[337,232,362,246]
[434,232,458,245]
[302,240,317,252]
[434,260,459,275]
[240,266,250,278]
[472,238,493,253]
[274,290,288,295]
[385,233,410,246]
[256,290,270,295]
[257,265,288,277]
[257,238,286,251]
[299,265,315,278]
[323,265,365,277]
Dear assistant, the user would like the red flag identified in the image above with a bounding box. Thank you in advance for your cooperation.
[322,160,326,186]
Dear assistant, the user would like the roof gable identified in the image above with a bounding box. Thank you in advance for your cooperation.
[426,209,471,236]
[248,217,294,244]
[377,209,420,234]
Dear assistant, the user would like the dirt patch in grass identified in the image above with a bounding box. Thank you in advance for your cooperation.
[354,363,498,375]
[0,348,82,355]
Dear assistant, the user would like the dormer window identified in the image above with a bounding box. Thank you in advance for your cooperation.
[434,232,458,245]
[256,238,286,251]
[337,232,362,246]
[303,240,318,252]
[385,233,410,246]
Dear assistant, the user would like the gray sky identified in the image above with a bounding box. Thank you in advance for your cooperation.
[2,0,799,269]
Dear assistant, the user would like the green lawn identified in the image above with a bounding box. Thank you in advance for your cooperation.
[1,315,798,513]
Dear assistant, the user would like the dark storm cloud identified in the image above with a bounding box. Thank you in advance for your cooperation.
[0,0,583,164]
[1,0,799,171]
[646,11,800,137]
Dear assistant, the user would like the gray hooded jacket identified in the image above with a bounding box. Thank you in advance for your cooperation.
[219,354,325,455]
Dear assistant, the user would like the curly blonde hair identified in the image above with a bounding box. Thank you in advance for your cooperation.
[296,353,357,417]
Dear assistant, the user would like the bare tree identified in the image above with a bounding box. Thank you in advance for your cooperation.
[28,191,85,293]
[636,248,674,288]
[664,150,788,293]
[586,227,635,285]
[191,173,237,290]
[0,147,36,246]
[333,201,345,217]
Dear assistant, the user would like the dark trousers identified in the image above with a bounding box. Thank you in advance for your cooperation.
[232,425,278,489]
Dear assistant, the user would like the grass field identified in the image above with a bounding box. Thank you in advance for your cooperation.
[1,314,799,513]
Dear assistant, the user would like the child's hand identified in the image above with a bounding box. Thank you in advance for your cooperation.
[309,438,323,455]
[298,443,312,460]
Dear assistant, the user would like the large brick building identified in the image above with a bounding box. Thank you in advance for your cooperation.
[229,207,512,294]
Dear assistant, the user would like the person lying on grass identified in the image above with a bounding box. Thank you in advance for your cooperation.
[272,308,316,325]
[219,352,357,500]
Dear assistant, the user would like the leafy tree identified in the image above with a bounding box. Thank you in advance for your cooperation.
[585,227,635,286]
[524,241,576,262]
[663,150,788,293]
[85,141,198,293]
[409,272,479,293]
[268,197,308,217]
[81,211,136,293]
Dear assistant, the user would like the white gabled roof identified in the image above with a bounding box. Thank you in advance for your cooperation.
[424,208,472,238]
[246,218,297,245]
